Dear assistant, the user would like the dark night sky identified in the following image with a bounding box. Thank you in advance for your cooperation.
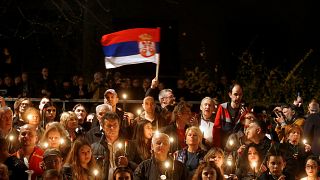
[0,0,319,81]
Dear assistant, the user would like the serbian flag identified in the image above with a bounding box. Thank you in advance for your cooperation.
[101,28,160,69]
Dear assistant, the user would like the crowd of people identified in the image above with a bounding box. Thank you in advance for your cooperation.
[0,72,320,180]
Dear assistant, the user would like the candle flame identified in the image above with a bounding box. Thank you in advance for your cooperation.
[8,135,14,141]
[93,169,99,176]
[164,161,170,169]
[252,161,257,168]
[117,143,123,149]
[60,138,65,145]
[169,137,174,143]
[227,159,232,167]
[43,142,49,148]
[122,94,127,100]
[303,139,307,144]
[229,139,234,146]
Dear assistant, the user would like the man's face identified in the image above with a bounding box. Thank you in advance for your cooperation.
[201,167,217,180]
[200,99,214,119]
[308,102,319,114]
[19,100,31,113]
[19,127,37,147]
[162,92,175,107]
[142,97,155,114]
[104,93,119,107]
[96,108,109,123]
[152,135,170,156]
[44,155,63,172]
[103,119,120,140]
[282,107,294,120]
[42,68,49,77]
[267,156,286,177]
[0,111,13,132]
[229,85,243,107]
[245,123,260,140]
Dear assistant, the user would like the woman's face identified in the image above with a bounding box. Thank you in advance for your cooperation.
[305,159,318,178]
[287,130,301,145]
[27,113,40,126]
[74,106,87,124]
[248,147,259,163]
[45,106,57,121]
[47,130,61,149]
[209,153,223,168]
[115,172,131,180]
[201,166,217,180]
[78,145,92,166]
[67,116,78,130]
[186,129,200,146]
[143,123,153,140]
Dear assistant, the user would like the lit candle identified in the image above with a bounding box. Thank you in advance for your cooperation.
[60,138,65,145]
[169,137,174,144]
[93,169,99,180]
[229,139,234,146]
[122,93,127,111]
[8,135,14,142]
[117,142,123,149]
[251,161,257,177]
[303,139,307,145]
[137,109,142,116]
[43,142,49,148]
[154,130,160,136]
[227,159,233,167]
[124,140,128,156]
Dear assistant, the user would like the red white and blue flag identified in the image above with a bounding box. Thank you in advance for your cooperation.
[101,28,160,69]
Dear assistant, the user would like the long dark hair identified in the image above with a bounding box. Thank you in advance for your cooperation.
[135,120,152,160]
[236,143,262,177]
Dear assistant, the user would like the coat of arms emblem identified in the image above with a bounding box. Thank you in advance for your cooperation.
[138,33,156,57]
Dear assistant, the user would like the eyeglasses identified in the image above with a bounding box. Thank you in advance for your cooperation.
[306,165,317,169]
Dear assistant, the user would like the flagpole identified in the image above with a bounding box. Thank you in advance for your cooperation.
[155,27,160,81]
[156,55,160,81]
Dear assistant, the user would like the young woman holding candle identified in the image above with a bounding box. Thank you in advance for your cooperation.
[126,120,153,170]
[63,138,100,180]
[39,122,71,160]
[235,143,267,180]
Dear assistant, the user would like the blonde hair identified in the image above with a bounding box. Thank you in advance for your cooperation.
[185,126,203,144]
[60,111,77,129]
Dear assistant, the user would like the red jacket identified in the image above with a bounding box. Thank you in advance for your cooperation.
[212,102,240,148]
[13,146,44,180]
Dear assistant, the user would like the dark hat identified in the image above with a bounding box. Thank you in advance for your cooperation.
[43,148,62,159]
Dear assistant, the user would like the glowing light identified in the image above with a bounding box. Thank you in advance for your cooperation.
[8,135,14,141]
[227,159,233,167]
[252,161,257,168]
[154,130,160,136]
[122,94,127,100]
[303,139,307,144]
[136,109,142,115]
[160,175,167,180]
[164,161,170,169]
[60,138,65,145]
[169,137,174,143]
[93,169,99,176]
[229,139,234,146]
[117,143,123,149]
[43,142,49,148]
